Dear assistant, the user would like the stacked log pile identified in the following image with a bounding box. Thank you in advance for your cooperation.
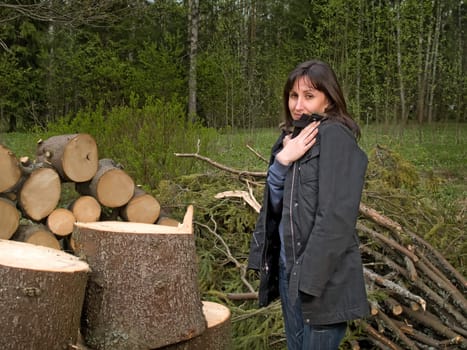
[356,203,466,349]
[0,134,232,350]
[0,134,163,249]
[174,150,466,350]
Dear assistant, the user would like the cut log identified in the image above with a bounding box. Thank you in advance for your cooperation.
[120,187,161,224]
[18,167,61,221]
[36,133,98,182]
[12,224,61,250]
[47,208,76,237]
[73,205,206,350]
[69,195,102,222]
[75,158,135,208]
[0,197,20,240]
[157,216,181,227]
[0,144,22,193]
[160,301,232,350]
[0,239,89,350]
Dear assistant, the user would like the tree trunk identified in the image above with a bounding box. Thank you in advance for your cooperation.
[73,205,206,350]
[0,197,20,240]
[12,224,61,250]
[69,195,102,222]
[188,0,199,119]
[0,239,89,350]
[119,187,160,224]
[18,167,61,221]
[75,158,135,208]
[0,143,22,192]
[160,301,231,350]
[36,133,98,182]
[427,0,441,123]
[395,0,408,123]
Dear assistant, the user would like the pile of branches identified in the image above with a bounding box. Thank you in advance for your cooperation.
[165,145,466,350]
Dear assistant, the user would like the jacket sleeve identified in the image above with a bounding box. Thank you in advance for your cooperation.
[299,123,367,297]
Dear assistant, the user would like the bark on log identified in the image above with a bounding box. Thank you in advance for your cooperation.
[159,301,232,350]
[36,133,98,182]
[0,239,89,350]
[400,305,466,343]
[384,297,403,316]
[0,144,22,193]
[364,267,426,310]
[0,197,20,240]
[47,208,76,237]
[72,205,206,350]
[119,187,160,224]
[75,158,135,208]
[12,224,61,250]
[69,195,102,222]
[18,167,61,221]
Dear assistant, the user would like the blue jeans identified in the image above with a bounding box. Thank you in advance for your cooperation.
[279,262,303,350]
[302,322,347,350]
[279,263,347,350]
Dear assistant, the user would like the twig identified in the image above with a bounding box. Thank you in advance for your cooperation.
[215,190,261,213]
[246,144,268,164]
[361,244,466,328]
[356,320,403,350]
[357,223,419,262]
[226,292,258,300]
[364,267,426,311]
[174,152,266,178]
[195,217,256,294]
[400,305,466,344]
[376,309,419,350]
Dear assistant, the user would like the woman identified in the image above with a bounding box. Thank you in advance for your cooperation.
[248,59,369,349]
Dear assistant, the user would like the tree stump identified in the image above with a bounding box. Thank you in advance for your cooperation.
[0,239,89,350]
[75,158,135,208]
[0,144,21,193]
[18,167,61,221]
[36,133,99,182]
[120,187,161,224]
[0,197,20,240]
[12,224,61,250]
[72,205,206,350]
[69,195,102,222]
[159,301,232,350]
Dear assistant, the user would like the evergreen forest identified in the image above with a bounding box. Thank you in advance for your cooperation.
[0,0,465,132]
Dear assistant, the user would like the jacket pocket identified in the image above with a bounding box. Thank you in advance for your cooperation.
[299,147,319,184]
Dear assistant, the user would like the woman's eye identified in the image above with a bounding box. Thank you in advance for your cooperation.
[305,94,314,99]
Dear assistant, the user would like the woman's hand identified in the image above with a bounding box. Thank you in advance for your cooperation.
[276,121,319,166]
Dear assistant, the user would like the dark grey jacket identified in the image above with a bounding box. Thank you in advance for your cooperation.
[248,120,370,325]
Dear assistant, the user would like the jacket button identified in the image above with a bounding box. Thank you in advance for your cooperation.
[294,202,298,207]
[297,242,301,246]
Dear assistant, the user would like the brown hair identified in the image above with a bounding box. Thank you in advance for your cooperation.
[283,59,360,139]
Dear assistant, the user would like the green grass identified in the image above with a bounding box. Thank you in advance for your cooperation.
[211,122,466,203]
[2,122,465,209]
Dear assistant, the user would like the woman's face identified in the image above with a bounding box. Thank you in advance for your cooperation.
[288,76,329,120]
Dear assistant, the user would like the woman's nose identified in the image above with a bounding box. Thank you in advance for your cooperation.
[295,97,304,110]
